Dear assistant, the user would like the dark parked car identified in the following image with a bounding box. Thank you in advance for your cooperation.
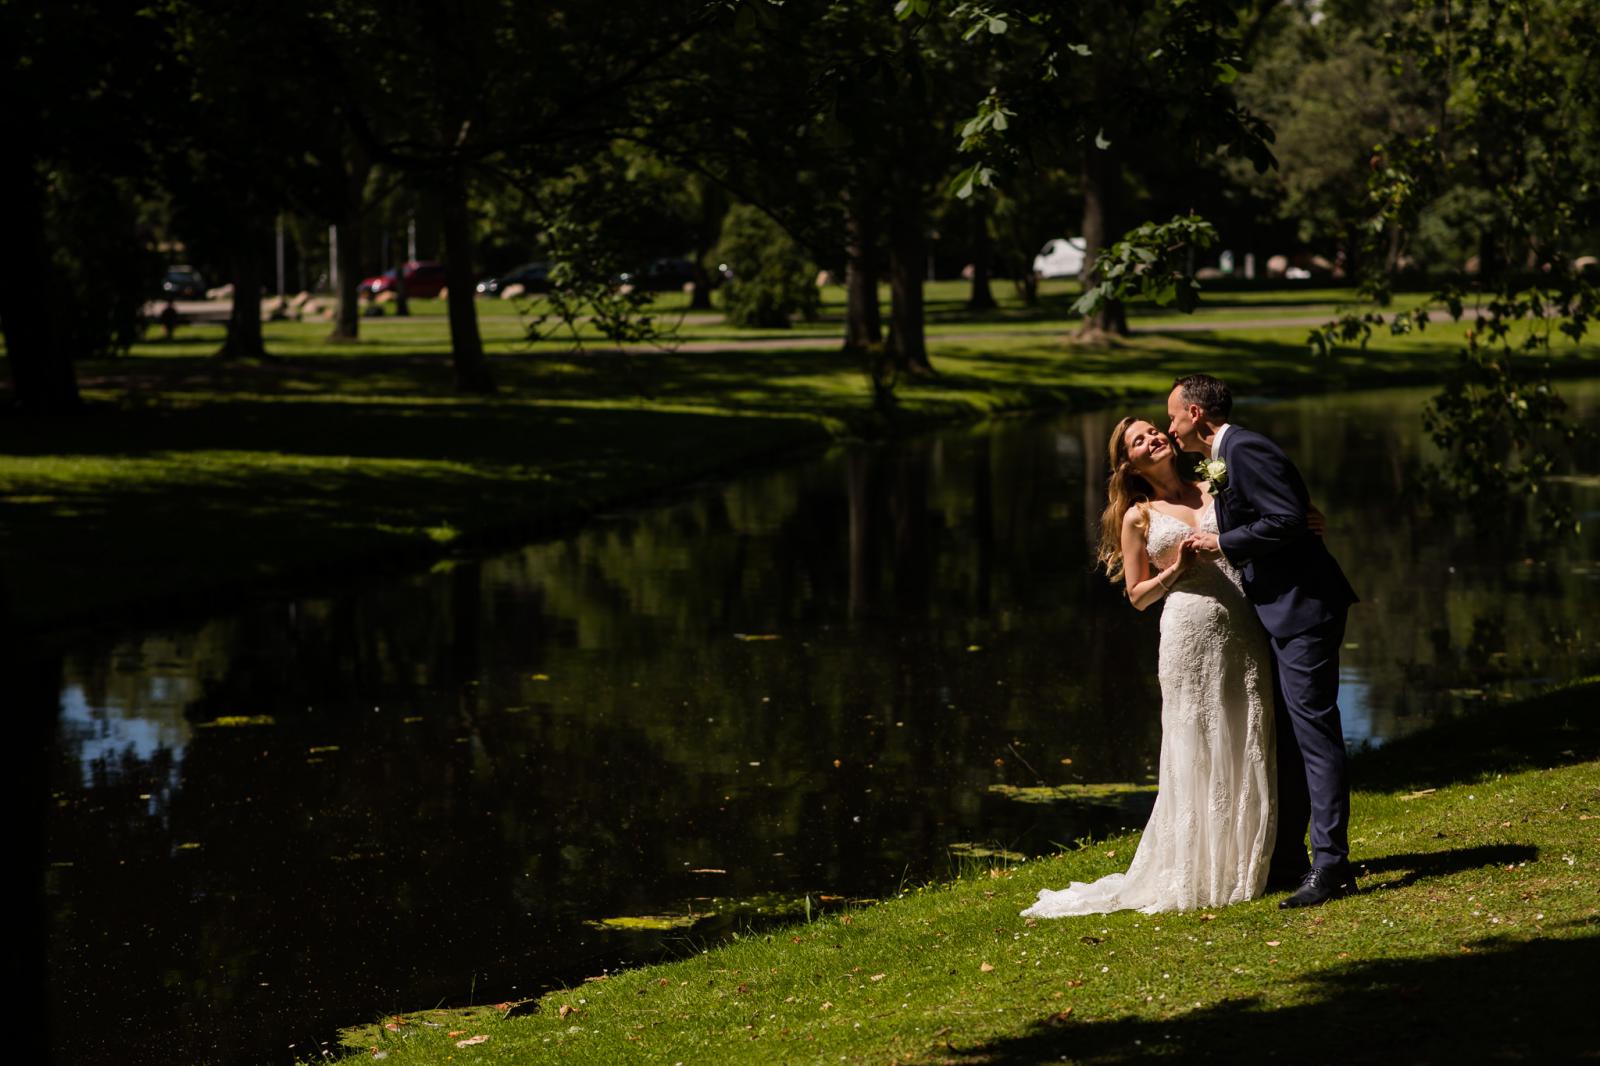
[475,261,551,297]
[360,260,447,299]
[161,267,207,299]
[619,257,696,292]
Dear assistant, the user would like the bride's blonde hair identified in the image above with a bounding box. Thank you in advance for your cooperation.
[1097,415,1158,586]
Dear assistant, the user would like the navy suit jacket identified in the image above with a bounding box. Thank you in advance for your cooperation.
[1213,425,1357,639]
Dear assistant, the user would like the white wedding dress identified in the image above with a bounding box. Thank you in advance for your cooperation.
[1024,498,1276,917]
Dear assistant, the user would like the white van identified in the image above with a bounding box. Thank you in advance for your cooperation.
[1032,237,1087,279]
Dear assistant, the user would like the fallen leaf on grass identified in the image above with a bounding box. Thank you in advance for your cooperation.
[454,1035,489,1048]
[980,962,995,972]
[1265,940,1281,947]
[558,1004,579,1019]
[1048,1008,1074,1024]
[870,973,886,981]
[1199,913,1217,921]
[447,1030,466,1037]
[820,1002,833,1011]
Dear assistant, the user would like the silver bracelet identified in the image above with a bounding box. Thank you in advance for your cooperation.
[1156,572,1172,592]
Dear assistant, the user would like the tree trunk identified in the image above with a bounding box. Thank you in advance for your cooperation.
[392,262,411,317]
[331,204,364,340]
[967,202,996,311]
[0,151,80,413]
[689,259,715,311]
[1079,147,1128,337]
[329,144,372,340]
[1013,272,1039,307]
[843,190,882,349]
[217,227,269,360]
[437,177,494,394]
[886,216,931,374]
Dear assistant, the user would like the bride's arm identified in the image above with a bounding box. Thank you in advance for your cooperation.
[1121,509,1192,611]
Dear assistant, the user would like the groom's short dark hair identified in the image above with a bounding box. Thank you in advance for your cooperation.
[1174,374,1232,419]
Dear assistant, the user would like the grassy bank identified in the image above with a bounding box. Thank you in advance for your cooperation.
[3,282,1596,632]
[338,679,1599,1064]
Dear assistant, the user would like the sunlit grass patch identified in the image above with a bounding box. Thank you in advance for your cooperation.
[334,681,1598,1064]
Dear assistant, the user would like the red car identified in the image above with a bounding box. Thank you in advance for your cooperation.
[360,260,448,298]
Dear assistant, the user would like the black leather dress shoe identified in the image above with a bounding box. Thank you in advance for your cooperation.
[1265,869,1311,894]
[1278,865,1358,909]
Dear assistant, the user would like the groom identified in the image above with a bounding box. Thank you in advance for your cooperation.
[1166,373,1361,908]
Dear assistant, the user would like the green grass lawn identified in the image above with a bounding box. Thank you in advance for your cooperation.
[336,679,1599,1064]
[3,285,1595,632]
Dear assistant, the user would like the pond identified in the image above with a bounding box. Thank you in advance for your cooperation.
[37,382,1600,1064]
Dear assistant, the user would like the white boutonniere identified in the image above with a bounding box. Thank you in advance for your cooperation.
[1197,457,1228,492]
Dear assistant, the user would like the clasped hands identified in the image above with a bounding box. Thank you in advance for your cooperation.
[1175,506,1327,569]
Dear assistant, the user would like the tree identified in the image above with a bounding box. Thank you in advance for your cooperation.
[1,0,169,411]
[924,0,1277,336]
[325,0,733,393]
[657,1,990,373]
[1230,3,1430,272]
[160,1,334,362]
[1310,0,1600,534]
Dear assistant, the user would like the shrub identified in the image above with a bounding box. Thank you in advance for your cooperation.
[714,204,819,328]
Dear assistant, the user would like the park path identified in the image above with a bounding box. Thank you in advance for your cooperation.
[148,299,1410,353]
[665,310,1407,352]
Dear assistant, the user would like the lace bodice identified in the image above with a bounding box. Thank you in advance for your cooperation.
[1144,500,1248,604]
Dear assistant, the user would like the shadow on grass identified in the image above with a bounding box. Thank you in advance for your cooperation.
[935,930,1599,1065]
[1355,843,1540,891]
[1350,679,1599,793]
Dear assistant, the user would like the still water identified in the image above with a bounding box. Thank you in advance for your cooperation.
[40,384,1599,1064]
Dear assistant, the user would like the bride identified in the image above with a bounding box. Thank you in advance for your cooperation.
[1024,416,1287,917]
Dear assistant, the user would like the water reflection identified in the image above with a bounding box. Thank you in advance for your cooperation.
[41,383,1600,1065]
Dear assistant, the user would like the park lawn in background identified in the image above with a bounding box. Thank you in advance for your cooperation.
[336,680,1599,1064]
[4,295,1596,632]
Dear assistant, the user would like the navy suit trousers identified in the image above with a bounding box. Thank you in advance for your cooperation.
[1268,613,1351,873]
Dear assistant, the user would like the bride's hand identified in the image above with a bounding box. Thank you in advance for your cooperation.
[1308,504,1327,537]
[1176,536,1201,569]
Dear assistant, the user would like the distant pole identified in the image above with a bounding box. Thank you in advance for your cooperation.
[407,216,417,262]
[329,225,338,294]
[275,217,286,298]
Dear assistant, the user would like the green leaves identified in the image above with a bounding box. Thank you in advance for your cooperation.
[1071,214,1220,317]
[949,163,997,200]
[957,89,1016,151]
